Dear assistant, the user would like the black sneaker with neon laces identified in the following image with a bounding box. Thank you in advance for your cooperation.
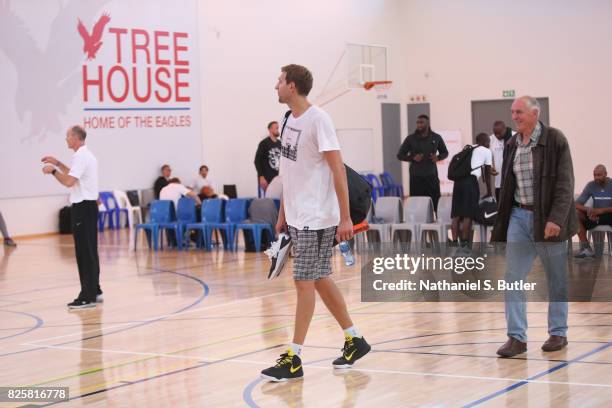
[261,350,303,382]
[332,335,371,368]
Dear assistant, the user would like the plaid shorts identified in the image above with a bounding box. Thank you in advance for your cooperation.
[288,226,336,281]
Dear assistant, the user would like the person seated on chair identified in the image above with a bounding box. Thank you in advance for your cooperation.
[192,165,218,200]
[450,133,493,250]
[153,164,172,199]
[160,178,201,209]
[575,164,612,258]
[159,178,201,247]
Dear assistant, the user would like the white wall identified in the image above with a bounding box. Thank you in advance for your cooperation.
[400,0,612,190]
[2,0,405,236]
[198,0,406,198]
[5,0,611,236]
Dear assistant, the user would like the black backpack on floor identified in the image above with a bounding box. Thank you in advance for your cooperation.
[280,110,372,225]
[448,145,476,181]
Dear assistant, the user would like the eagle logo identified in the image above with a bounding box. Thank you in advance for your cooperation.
[0,0,110,142]
[77,12,110,60]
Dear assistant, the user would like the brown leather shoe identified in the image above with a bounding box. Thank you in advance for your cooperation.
[541,335,568,352]
[496,337,527,358]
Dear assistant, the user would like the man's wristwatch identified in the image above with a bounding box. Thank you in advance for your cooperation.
[52,169,57,176]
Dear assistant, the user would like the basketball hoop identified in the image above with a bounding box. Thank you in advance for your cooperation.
[363,80,393,91]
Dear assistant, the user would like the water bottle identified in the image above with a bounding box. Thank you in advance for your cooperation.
[339,241,355,266]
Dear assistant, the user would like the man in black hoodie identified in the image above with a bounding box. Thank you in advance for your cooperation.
[254,121,282,193]
[397,115,448,211]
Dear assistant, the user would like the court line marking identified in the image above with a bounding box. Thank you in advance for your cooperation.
[24,275,360,345]
[0,310,44,341]
[5,313,612,332]
[377,348,612,366]
[462,342,612,407]
[18,341,612,391]
[0,267,209,360]
[18,298,381,389]
[36,344,282,407]
[299,338,612,364]
[243,350,612,408]
[19,343,276,366]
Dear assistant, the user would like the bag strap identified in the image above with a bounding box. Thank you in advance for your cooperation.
[280,110,292,138]
[470,145,486,182]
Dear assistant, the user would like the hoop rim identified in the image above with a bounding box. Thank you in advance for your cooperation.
[364,80,393,91]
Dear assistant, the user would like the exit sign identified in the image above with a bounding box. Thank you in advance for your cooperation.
[502,90,515,98]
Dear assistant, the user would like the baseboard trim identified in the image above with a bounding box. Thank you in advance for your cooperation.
[7,232,60,240]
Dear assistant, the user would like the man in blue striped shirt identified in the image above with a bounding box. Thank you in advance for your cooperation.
[575,165,612,257]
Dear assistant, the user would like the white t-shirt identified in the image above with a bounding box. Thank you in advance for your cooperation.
[68,145,99,203]
[192,175,214,194]
[160,183,190,210]
[280,105,340,230]
[470,145,493,179]
[489,135,505,188]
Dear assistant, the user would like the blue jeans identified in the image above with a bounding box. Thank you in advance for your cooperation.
[504,207,568,343]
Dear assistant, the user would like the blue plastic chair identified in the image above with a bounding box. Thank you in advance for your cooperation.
[99,191,128,229]
[134,200,175,251]
[206,199,248,251]
[185,199,225,249]
[158,197,197,250]
[366,173,386,203]
[234,198,276,252]
[379,172,404,197]
[97,203,111,231]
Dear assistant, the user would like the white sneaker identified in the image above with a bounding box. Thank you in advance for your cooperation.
[96,293,104,303]
[265,233,292,280]
[574,247,595,258]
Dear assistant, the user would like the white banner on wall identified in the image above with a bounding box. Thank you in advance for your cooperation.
[436,130,462,194]
[0,0,201,199]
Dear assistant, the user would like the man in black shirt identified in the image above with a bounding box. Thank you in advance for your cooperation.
[397,115,449,211]
[153,164,171,199]
[254,121,282,193]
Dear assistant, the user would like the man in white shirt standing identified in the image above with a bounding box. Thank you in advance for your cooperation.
[260,64,370,382]
[42,125,101,309]
[450,133,493,251]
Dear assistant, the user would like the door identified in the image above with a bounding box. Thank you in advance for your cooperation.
[471,98,550,142]
[381,103,402,185]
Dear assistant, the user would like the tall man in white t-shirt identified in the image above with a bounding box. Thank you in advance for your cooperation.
[42,125,102,309]
[260,64,370,382]
[450,133,493,250]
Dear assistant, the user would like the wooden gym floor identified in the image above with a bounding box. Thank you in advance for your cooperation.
[1,230,612,407]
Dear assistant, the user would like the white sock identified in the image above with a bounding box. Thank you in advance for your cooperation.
[343,326,361,338]
[289,343,303,356]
